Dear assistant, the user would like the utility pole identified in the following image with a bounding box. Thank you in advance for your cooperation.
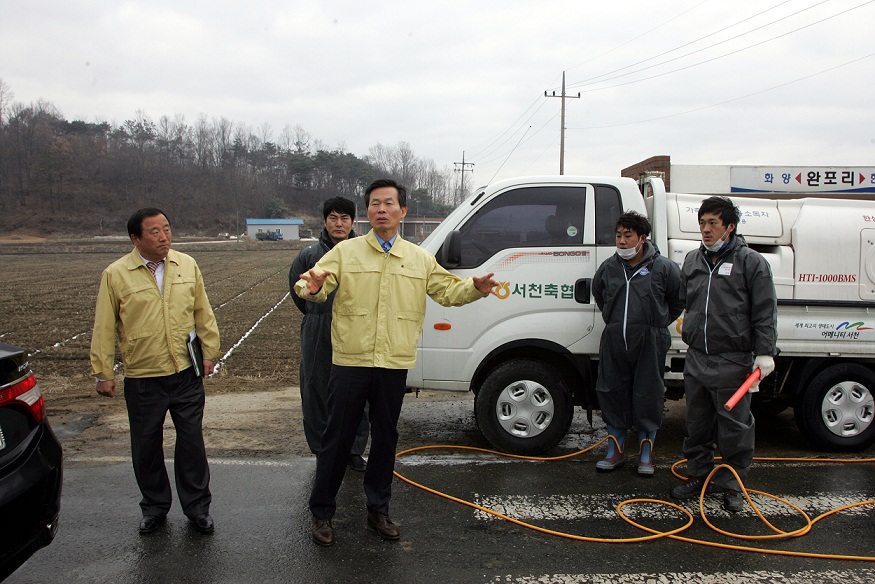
[544,71,580,175]
[454,151,474,204]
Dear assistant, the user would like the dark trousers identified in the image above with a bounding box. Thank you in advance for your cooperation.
[682,348,756,490]
[124,367,212,518]
[596,324,670,432]
[299,314,370,456]
[309,366,407,520]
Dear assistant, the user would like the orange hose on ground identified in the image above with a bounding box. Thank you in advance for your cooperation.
[394,441,875,561]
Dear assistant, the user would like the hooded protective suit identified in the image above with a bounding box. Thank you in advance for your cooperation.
[592,240,683,431]
[678,233,777,490]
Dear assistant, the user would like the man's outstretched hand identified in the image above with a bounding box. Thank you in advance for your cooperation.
[300,268,332,295]
[473,272,500,296]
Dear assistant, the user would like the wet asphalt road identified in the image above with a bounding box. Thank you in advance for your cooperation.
[7,397,875,584]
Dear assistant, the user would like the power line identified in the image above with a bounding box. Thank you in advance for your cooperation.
[566,0,803,89]
[472,111,558,167]
[563,0,713,76]
[481,2,716,163]
[570,0,874,93]
[566,51,875,130]
[466,1,873,179]
[488,126,531,184]
[466,96,543,160]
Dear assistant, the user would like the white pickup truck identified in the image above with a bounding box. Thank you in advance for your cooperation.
[407,174,875,454]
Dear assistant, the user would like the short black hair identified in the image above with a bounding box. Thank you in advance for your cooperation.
[127,208,170,238]
[365,178,407,208]
[322,197,356,220]
[615,211,651,237]
[698,196,740,227]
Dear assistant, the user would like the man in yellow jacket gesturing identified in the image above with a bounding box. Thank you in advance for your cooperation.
[91,208,221,535]
[295,179,498,546]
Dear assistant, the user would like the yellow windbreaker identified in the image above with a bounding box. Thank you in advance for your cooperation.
[295,231,485,369]
[90,248,221,379]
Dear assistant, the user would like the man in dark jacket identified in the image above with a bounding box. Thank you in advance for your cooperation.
[289,197,369,471]
[670,196,777,513]
[592,211,683,476]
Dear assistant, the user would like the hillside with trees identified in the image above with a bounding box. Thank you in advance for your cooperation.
[0,78,463,236]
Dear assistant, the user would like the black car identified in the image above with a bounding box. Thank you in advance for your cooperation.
[0,343,63,581]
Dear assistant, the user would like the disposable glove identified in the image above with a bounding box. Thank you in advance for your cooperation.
[754,355,775,378]
[749,354,775,393]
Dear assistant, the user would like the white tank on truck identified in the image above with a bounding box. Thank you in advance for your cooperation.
[408,175,875,455]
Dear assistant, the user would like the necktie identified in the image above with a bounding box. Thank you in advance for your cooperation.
[146,260,162,279]
[382,241,392,253]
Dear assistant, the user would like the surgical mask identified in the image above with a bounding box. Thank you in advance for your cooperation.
[616,241,641,260]
[703,230,729,253]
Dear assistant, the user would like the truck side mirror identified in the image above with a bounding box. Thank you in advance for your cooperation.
[574,278,591,304]
[439,230,461,268]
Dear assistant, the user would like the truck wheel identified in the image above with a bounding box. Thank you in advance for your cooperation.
[796,363,875,451]
[474,359,573,455]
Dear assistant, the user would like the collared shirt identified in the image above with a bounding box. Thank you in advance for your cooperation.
[90,248,221,379]
[294,230,486,369]
[139,252,166,294]
[373,232,397,252]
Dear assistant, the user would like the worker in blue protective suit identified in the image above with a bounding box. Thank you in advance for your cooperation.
[670,196,777,513]
[592,211,683,476]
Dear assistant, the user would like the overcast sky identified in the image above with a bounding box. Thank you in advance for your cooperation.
[2,0,873,185]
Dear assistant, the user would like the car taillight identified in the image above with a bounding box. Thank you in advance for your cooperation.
[0,373,45,423]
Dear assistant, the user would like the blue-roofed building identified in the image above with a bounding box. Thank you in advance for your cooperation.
[245,218,304,240]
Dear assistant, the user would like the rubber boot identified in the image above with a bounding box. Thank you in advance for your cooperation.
[596,427,626,471]
[637,430,656,477]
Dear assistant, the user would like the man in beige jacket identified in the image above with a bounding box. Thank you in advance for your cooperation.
[296,179,498,546]
[91,207,220,535]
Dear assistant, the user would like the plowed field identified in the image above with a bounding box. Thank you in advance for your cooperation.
[1,238,303,381]
[1,238,474,461]
[1,238,313,459]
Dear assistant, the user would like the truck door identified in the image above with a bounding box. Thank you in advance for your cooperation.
[421,183,612,385]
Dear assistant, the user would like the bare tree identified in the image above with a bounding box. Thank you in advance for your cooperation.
[366,143,394,174]
[0,76,13,127]
[278,124,295,152]
[0,77,14,199]
[193,114,213,170]
[293,124,311,154]
[258,122,272,147]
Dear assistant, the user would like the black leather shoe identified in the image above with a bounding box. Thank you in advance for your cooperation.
[367,511,400,540]
[139,515,166,534]
[312,518,335,546]
[348,455,367,472]
[190,513,215,534]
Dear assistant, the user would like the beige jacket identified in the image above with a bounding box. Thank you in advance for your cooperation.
[295,231,485,369]
[90,248,220,379]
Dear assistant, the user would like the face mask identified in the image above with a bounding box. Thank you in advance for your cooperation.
[616,240,642,260]
[703,230,729,253]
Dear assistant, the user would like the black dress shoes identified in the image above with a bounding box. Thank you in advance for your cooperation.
[312,518,335,546]
[190,513,215,534]
[367,511,400,540]
[138,515,166,534]
[348,455,367,472]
